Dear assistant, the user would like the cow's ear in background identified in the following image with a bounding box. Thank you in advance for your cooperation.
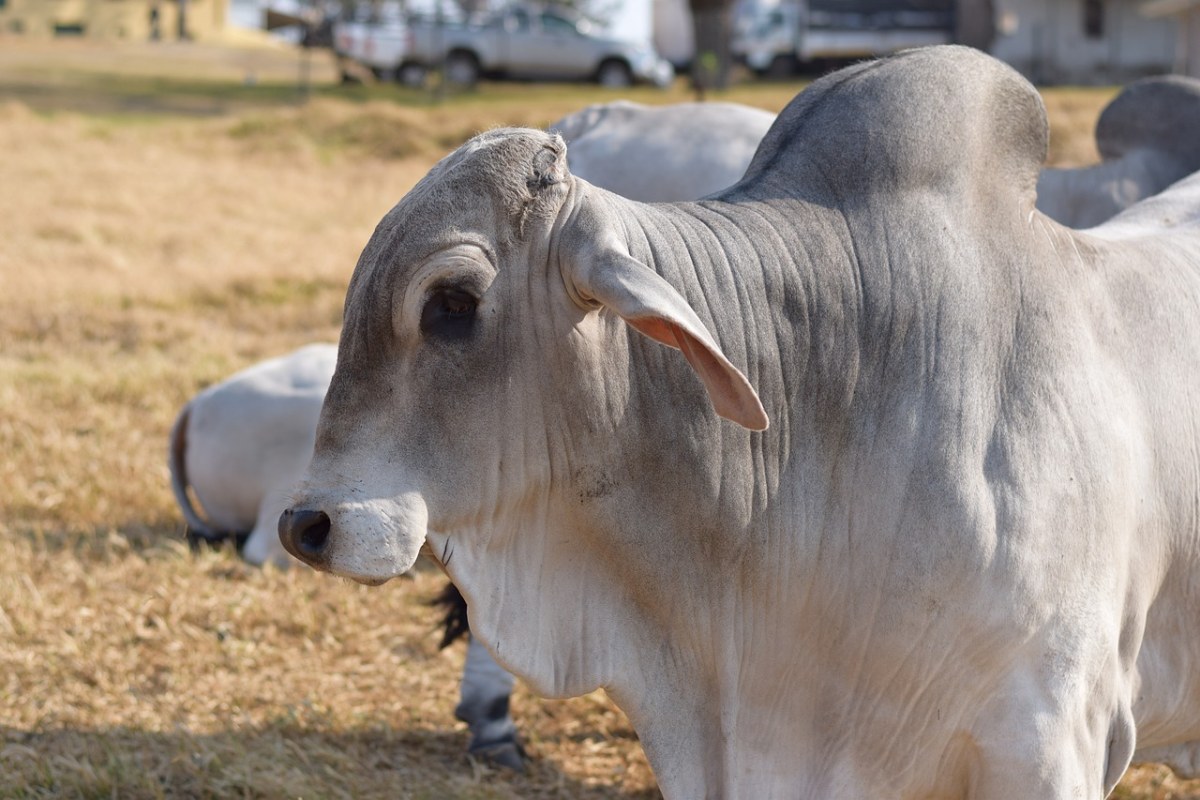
[569,249,769,432]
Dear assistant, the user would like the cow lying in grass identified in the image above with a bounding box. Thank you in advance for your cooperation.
[170,344,335,567]
[549,100,776,202]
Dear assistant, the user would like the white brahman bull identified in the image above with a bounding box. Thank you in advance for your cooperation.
[1037,74,1200,228]
[279,45,1200,797]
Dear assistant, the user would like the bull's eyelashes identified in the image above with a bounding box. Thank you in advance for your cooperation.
[420,286,478,340]
[404,249,496,343]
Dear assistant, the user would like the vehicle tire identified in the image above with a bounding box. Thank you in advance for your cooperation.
[398,62,427,88]
[444,51,480,88]
[596,59,633,88]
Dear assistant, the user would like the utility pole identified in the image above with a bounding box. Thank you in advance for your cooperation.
[688,0,734,99]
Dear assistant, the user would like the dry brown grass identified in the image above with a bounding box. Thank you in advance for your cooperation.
[0,39,1190,798]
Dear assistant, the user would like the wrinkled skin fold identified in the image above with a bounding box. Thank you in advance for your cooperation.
[283,46,1200,798]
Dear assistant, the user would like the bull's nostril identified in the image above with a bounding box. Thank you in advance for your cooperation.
[299,511,331,555]
[280,508,332,562]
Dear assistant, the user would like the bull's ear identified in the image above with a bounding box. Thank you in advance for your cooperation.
[569,248,769,431]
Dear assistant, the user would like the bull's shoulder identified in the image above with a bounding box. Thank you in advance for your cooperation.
[742,45,1047,210]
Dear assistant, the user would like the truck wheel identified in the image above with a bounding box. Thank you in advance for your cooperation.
[596,59,633,88]
[444,52,480,88]
[398,63,427,88]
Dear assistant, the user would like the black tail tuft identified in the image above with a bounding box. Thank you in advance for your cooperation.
[429,581,471,649]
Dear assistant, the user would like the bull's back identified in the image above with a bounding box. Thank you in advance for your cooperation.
[1075,188,1200,748]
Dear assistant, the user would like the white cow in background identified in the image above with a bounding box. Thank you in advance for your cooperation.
[281,46,1200,797]
[1037,74,1200,228]
[551,100,776,201]
[169,343,335,567]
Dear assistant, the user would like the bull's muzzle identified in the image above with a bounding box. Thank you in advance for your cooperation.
[278,507,332,566]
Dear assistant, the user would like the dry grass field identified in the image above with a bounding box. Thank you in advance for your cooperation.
[0,38,1194,799]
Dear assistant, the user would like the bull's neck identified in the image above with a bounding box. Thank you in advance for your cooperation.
[612,192,865,441]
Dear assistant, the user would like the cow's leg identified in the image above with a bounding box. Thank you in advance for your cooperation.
[961,667,1132,800]
[457,636,524,770]
[241,486,298,568]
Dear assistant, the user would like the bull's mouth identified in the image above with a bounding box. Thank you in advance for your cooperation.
[328,554,421,587]
[358,576,391,587]
[300,557,395,587]
[306,560,400,586]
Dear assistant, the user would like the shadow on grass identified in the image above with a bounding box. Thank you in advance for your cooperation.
[0,66,706,121]
[0,76,309,117]
[0,723,660,800]
[0,72,434,118]
[8,518,189,558]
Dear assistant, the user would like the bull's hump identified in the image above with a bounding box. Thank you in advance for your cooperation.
[742,45,1048,206]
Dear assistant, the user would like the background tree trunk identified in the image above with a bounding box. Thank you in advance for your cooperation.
[688,0,734,97]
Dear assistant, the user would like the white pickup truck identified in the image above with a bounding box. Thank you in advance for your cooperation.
[732,0,954,77]
[335,6,673,89]
[332,12,424,84]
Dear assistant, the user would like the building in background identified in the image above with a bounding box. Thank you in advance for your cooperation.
[4,0,1190,84]
[653,0,694,64]
[0,0,232,40]
[721,0,1184,84]
[1141,0,1200,76]
[991,0,1178,83]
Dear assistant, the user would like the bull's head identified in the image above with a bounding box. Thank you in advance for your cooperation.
[279,128,765,585]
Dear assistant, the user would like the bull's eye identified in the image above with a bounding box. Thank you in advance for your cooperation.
[420,287,477,340]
